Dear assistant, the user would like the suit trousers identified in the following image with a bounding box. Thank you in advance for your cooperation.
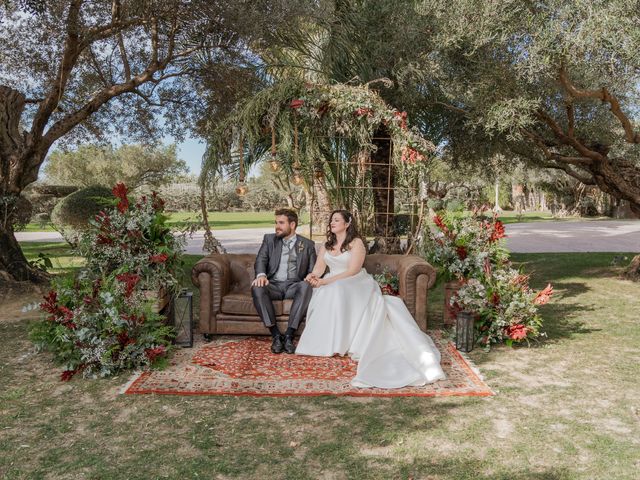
[251,279,313,331]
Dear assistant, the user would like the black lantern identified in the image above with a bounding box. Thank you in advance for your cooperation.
[171,289,194,348]
[455,311,475,352]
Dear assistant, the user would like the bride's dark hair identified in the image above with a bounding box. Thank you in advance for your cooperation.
[324,210,361,252]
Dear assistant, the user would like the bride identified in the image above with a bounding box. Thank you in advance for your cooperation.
[296,209,446,388]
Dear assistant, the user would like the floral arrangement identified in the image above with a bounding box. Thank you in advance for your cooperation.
[30,184,184,380]
[421,209,553,348]
[424,210,509,282]
[373,268,400,296]
[452,267,553,348]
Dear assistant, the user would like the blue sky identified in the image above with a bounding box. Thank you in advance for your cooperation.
[168,135,206,175]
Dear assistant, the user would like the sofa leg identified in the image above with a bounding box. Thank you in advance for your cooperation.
[203,333,214,342]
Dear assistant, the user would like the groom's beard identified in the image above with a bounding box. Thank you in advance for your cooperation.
[275,226,293,238]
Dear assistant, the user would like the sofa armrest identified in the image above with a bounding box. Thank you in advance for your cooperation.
[191,255,231,333]
[397,255,437,327]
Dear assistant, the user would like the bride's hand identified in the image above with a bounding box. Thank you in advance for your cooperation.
[304,273,317,282]
[313,278,328,287]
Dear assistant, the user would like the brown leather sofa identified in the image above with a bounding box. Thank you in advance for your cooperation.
[192,253,437,336]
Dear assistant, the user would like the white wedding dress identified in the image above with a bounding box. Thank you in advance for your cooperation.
[296,251,446,388]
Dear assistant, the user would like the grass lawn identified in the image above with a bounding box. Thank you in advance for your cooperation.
[20,211,311,232]
[1,246,639,479]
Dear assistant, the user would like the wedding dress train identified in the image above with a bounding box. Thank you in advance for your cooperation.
[295,251,446,388]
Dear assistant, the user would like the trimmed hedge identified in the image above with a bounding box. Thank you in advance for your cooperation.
[51,186,113,233]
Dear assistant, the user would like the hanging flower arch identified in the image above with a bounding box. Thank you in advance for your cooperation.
[200,79,436,185]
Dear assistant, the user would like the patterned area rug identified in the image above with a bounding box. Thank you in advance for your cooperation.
[123,332,493,397]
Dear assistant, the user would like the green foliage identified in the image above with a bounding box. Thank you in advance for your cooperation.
[45,144,188,189]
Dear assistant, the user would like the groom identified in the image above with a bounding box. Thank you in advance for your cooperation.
[251,208,317,354]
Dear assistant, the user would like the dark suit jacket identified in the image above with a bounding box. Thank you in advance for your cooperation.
[255,233,317,281]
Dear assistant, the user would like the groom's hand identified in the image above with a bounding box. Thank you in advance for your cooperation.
[304,273,317,282]
[252,276,269,287]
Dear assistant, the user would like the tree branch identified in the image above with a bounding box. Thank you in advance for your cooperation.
[540,161,596,185]
[150,16,159,67]
[521,128,593,166]
[30,0,84,138]
[433,101,469,116]
[565,101,575,138]
[112,0,131,81]
[535,110,604,161]
[559,65,640,144]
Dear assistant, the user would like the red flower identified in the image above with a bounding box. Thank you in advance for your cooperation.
[96,234,113,245]
[151,191,165,211]
[95,211,111,229]
[380,284,399,296]
[433,215,448,233]
[145,345,167,362]
[60,369,77,382]
[115,272,141,297]
[117,331,136,347]
[534,284,553,305]
[150,253,169,264]
[456,246,468,260]
[483,258,492,276]
[505,323,529,341]
[400,147,425,164]
[490,220,506,242]
[121,313,145,326]
[290,99,304,109]
[394,110,408,130]
[40,290,58,314]
[512,274,530,287]
[491,292,501,306]
[354,107,373,117]
[112,183,129,213]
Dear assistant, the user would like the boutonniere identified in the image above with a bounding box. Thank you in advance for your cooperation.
[297,242,305,253]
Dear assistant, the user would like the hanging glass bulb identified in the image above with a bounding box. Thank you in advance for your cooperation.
[292,170,304,186]
[268,155,281,172]
[235,182,248,196]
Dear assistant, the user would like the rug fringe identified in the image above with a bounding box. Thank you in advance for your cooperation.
[451,344,494,394]
[119,370,144,395]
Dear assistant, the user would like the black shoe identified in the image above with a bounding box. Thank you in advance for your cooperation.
[284,335,295,354]
[271,335,284,354]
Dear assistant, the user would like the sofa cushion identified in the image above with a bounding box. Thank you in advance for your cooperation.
[221,293,284,316]
[220,293,282,316]
[282,299,293,315]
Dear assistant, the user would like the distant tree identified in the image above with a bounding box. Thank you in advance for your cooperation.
[45,143,187,189]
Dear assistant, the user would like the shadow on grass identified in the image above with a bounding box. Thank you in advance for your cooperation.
[283,398,578,480]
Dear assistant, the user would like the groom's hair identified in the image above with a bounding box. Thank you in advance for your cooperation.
[275,208,298,227]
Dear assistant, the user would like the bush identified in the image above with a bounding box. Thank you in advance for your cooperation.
[12,196,33,230]
[51,186,112,243]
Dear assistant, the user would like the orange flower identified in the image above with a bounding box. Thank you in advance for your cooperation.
[490,220,506,242]
[505,323,529,340]
[533,284,553,305]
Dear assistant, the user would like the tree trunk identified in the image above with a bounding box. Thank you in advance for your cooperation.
[623,255,640,282]
[589,157,640,218]
[370,127,400,253]
[0,222,48,284]
[0,86,49,284]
